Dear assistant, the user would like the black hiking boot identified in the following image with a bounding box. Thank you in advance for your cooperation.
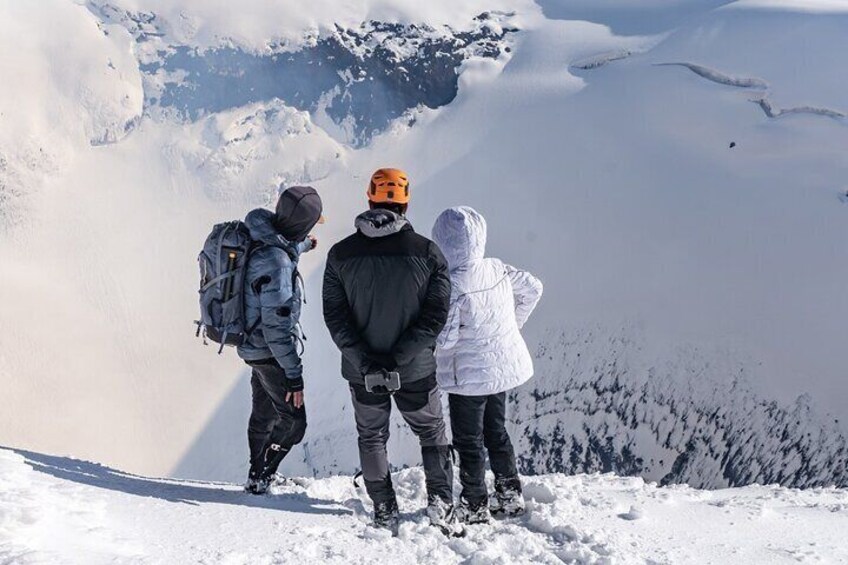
[456,496,491,525]
[244,475,270,495]
[426,497,466,538]
[490,476,525,518]
[245,444,290,495]
[372,499,400,536]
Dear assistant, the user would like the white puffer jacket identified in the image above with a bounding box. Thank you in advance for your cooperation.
[432,207,543,396]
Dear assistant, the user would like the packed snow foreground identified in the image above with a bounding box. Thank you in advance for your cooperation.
[1,448,846,564]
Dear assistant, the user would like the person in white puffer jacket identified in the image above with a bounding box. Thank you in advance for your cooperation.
[431,206,543,524]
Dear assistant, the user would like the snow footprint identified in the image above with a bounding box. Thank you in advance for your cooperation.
[520,503,618,564]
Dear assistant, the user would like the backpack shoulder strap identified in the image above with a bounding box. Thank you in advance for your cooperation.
[241,241,267,338]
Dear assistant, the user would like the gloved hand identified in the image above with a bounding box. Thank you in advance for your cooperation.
[365,352,397,373]
[284,376,304,408]
[284,375,304,392]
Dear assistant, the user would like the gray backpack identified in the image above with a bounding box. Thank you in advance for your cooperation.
[195,221,261,353]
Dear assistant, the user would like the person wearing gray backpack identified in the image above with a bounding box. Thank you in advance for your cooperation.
[197,185,323,494]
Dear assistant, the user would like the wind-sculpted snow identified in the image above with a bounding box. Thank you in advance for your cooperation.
[89,3,517,146]
[656,61,847,123]
[655,62,770,89]
[570,49,636,70]
[509,328,848,489]
[751,96,846,120]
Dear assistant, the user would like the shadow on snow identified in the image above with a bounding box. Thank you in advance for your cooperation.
[8,446,352,517]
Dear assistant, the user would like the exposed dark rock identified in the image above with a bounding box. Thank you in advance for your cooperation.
[90,3,516,146]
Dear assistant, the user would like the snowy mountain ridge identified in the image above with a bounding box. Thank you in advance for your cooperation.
[90,2,519,145]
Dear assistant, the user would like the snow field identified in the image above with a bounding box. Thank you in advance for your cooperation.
[2,448,847,564]
[1,0,847,493]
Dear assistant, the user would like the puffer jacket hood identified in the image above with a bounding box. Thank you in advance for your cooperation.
[431,206,487,270]
[245,208,298,252]
[355,209,410,239]
[431,206,544,396]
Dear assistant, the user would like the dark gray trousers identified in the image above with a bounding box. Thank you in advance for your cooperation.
[350,375,452,505]
[246,359,307,480]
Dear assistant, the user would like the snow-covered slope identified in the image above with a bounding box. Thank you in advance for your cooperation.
[2,447,847,564]
[0,0,141,228]
[0,0,518,477]
[513,326,848,489]
[1,0,846,490]
[290,0,848,489]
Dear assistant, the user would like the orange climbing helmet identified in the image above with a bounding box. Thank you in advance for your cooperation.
[367,168,410,205]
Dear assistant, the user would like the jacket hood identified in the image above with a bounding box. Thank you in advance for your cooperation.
[431,206,487,269]
[275,185,322,242]
[245,208,298,251]
[355,209,410,239]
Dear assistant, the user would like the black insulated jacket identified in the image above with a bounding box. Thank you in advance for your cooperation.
[322,209,451,385]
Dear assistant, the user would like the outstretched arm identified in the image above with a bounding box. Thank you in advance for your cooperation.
[392,242,451,366]
[297,236,316,254]
[506,264,543,329]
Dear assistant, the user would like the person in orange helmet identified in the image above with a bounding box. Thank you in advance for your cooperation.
[364,167,411,209]
[322,168,461,536]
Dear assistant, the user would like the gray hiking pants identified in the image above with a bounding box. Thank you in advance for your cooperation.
[349,375,453,505]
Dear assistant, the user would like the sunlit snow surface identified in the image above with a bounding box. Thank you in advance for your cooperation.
[2,448,847,564]
[0,0,847,491]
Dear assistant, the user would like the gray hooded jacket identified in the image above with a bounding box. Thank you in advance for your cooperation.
[237,208,313,383]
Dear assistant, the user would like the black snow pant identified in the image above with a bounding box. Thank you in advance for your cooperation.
[350,375,453,506]
[246,358,307,481]
[449,392,519,506]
